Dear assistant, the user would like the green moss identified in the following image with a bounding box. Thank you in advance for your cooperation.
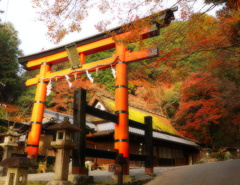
[101,97,180,136]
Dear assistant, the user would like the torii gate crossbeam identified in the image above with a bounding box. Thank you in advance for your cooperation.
[18,7,177,174]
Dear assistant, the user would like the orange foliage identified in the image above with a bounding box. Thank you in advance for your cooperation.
[175,72,226,147]
[31,0,195,43]
[3,104,19,113]
[0,104,27,123]
[49,76,104,114]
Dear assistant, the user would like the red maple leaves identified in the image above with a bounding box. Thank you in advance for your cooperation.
[175,72,225,147]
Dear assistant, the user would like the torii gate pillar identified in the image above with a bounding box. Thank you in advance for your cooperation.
[26,62,51,160]
[115,43,129,175]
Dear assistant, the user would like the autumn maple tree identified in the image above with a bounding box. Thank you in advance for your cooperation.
[31,0,226,43]
[175,72,226,148]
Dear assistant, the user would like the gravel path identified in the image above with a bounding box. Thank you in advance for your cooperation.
[146,160,240,185]
[0,166,180,184]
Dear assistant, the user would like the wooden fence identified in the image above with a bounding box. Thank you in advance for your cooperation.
[72,88,154,174]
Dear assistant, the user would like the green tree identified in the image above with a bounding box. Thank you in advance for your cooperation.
[0,22,23,102]
[17,69,56,117]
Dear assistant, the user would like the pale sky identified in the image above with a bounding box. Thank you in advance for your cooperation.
[0,0,222,56]
[0,0,100,55]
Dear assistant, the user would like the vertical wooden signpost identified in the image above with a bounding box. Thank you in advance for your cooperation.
[144,116,153,173]
[18,7,177,175]
[72,88,87,174]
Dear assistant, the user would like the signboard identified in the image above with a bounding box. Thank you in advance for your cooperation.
[109,164,122,172]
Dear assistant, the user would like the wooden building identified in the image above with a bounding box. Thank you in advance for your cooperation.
[86,92,200,167]
[43,92,200,167]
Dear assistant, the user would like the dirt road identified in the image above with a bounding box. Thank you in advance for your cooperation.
[146,159,240,185]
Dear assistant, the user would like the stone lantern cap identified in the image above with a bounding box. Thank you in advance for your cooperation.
[0,157,38,168]
[48,117,81,132]
[0,126,21,137]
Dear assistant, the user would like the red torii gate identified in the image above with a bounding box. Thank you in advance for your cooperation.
[18,7,177,174]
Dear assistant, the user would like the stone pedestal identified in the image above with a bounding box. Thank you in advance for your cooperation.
[53,144,73,181]
[5,167,28,185]
[0,157,38,185]
[0,145,16,176]
[47,117,81,185]
[1,145,16,160]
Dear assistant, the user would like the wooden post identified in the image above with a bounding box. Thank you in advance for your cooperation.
[26,62,51,159]
[114,43,129,175]
[72,88,87,175]
[117,154,124,185]
[144,116,153,174]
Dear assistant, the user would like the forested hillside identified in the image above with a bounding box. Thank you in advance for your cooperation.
[0,0,239,149]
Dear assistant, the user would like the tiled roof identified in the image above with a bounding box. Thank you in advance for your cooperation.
[93,122,198,147]
[44,110,198,147]
[96,122,115,131]
[43,109,96,131]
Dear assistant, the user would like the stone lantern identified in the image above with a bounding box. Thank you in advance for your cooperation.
[47,117,81,185]
[0,157,38,185]
[0,126,21,176]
